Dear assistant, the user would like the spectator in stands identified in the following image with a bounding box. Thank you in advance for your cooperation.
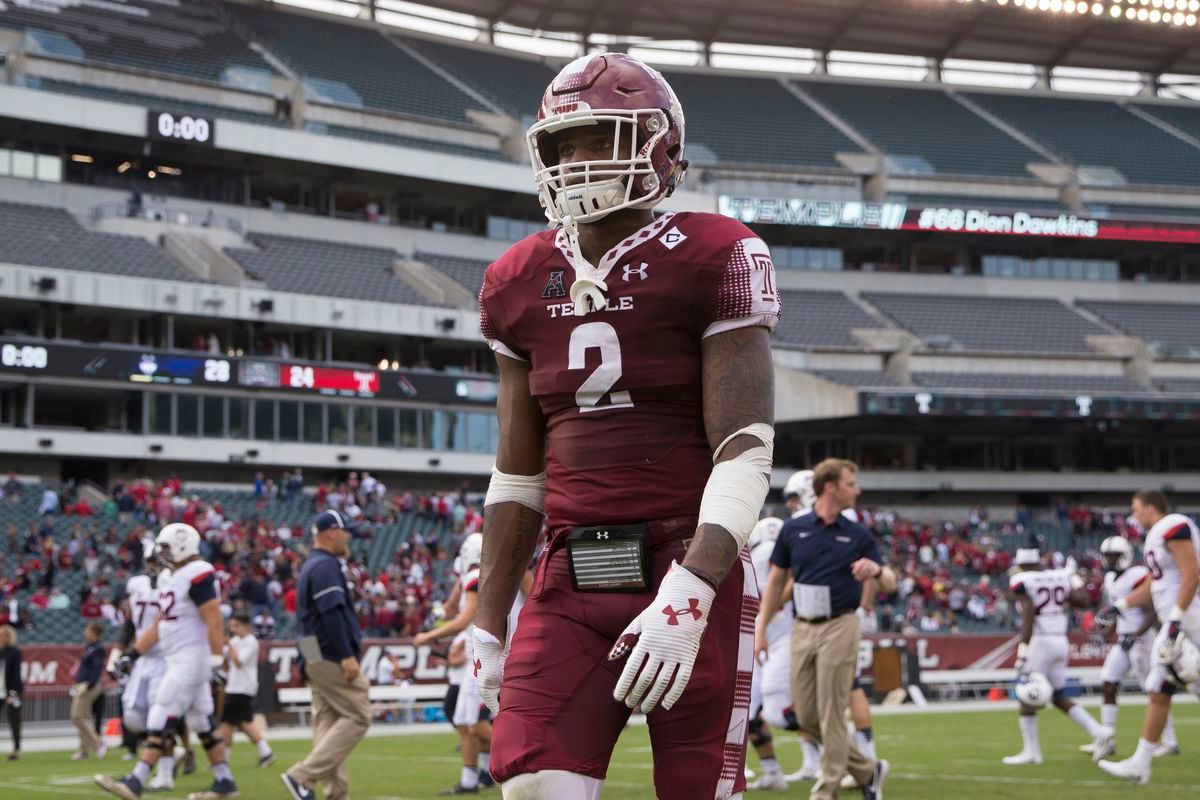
[0,625,22,761]
[2,473,20,504]
[70,621,107,760]
[287,469,303,500]
[254,473,266,500]
[38,486,59,517]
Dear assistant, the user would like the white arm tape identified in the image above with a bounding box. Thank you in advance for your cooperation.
[484,466,547,514]
[698,423,774,550]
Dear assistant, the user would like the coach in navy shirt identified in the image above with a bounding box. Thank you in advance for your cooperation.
[758,459,894,800]
[285,510,370,800]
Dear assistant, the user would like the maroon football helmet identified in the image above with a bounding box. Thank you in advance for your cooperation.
[527,53,688,225]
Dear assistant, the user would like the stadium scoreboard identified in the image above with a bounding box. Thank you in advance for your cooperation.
[0,341,497,406]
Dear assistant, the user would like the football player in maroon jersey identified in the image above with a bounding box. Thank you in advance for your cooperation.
[471,52,780,799]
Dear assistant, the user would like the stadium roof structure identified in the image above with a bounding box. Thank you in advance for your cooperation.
[412,0,1200,75]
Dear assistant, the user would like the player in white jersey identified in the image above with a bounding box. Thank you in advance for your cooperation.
[414,533,493,794]
[1081,537,1177,759]
[1003,548,1114,766]
[1098,490,1200,785]
[110,543,179,790]
[746,516,791,790]
[95,524,238,800]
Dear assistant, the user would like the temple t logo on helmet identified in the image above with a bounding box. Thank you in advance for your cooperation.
[527,53,688,226]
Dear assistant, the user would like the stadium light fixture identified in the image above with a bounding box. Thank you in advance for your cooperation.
[70,154,93,164]
[117,161,132,174]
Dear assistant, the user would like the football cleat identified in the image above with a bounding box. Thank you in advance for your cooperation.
[862,759,889,800]
[1002,751,1044,765]
[1078,742,1095,754]
[743,767,757,781]
[437,785,479,795]
[183,749,197,774]
[746,771,788,790]
[256,751,276,768]
[1097,757,1150,785]
[784,766,821,782]
[94,774,143,800]
[186,778,239,799]
[1152,742,1181,758]
[146,773,174,792]
[1091,727,1117,763]
[279,773,314,800]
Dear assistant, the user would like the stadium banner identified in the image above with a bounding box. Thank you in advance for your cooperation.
[856,633,1106,678]
[718,195,1200,244]
[0,340,497,405]
[20,635,1101,689]
[860,391,1200,419]
[16,639,449,688]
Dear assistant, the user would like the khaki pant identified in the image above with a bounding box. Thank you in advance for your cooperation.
[790,613,874,800]
[70,682,103,755]
[287,661,370,800]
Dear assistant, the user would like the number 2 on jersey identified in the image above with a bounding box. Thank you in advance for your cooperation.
[569,322,634,413]
[159,590,178,622]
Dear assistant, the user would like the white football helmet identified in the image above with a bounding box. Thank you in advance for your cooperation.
[1099,536,1134,572]
[748,517,784,550]
[155,523,201,565]
[1015,671,1053,709]
[459,533,483,570]
[783,470,815,508]
[1158,636,1200,688]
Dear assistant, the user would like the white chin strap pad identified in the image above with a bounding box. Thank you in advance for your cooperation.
[502,770,604,800]
[484,467,548,514]
[698,422,775,550]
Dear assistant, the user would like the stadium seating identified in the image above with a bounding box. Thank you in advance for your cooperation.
[1158,378,1200,394]
[224,233,443,307]
[913,372,1151,394]
[964,92,1200,187]
[1078,300,1200,356]
[305,123,508,161]
[862,293,1107,354]
[232,6,487,125]
[774,291,889,349]
[400,35,555,120]
[800,82,1042,179]
[808,369,905,388]
[415,251,491,297]
[662,71,863,169]
[30,78,284,128]
[1131,101,1200,142]
[0,0,275,85]
[0,202,207,283]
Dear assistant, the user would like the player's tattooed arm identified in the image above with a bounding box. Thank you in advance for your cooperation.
[476,353,547,639]
[1015,594,1035,645]
[684,326,775,590]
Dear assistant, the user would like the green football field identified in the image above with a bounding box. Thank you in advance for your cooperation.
[3,703,1198,799]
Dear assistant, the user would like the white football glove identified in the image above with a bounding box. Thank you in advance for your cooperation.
[472,627,507,715]
[608,562,716,713]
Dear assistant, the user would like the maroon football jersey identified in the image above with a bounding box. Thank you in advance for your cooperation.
[480,211,780,531]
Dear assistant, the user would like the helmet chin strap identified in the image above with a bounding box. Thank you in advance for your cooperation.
[561,215,610,316]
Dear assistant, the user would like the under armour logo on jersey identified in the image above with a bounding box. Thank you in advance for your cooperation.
[622,262,648,282]
[661,598,703,626]
[595,531,610,540]
[473,658,482,677]
[542,269,567,299]
[659,227,687,250]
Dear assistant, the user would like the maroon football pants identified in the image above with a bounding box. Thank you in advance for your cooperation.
[491,517,756,799]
